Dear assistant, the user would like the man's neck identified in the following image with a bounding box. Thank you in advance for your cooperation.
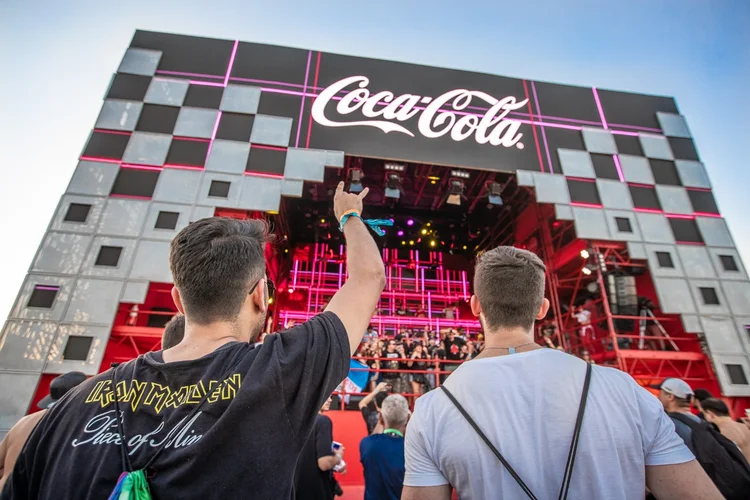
[383,425,406,436]
[474,326,541,359]
[163,321,249,362]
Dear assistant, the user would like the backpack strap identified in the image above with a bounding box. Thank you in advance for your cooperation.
[668,412,703,430]
[440,362,593,500]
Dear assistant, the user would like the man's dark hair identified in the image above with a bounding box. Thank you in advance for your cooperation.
[701,398,730,417]
[474,246,546,331]
[170,217,270,324]
[693,388,714,402]
[374,391,390,408]
[162,314,185,350]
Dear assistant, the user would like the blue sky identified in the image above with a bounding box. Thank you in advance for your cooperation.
[0,0,748,319]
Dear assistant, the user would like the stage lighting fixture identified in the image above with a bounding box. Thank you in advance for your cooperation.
[462,245,467,250]
[407,219,414,226]
[348,168,364,193]
[401,241,406,245]
[446,180,465,206]
[451,170,470,179]
[486,182,503,206]
[385,162,405,172]
[409,240,414,246]
[580,249,590,259]
[385,173,402,199]
[397,230,404,236]
[582,267,592,276]
[421,228,428,235]
[430,240,437,248]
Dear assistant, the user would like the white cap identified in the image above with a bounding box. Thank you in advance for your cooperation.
[657,378,694,399]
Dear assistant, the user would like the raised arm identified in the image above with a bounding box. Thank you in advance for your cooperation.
[325,182,386,355]
[359,381,389,410]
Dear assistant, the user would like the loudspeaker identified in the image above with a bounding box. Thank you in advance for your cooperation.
[608,274,637,331]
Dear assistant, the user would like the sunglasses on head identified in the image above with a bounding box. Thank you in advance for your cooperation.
[249,277,275,299]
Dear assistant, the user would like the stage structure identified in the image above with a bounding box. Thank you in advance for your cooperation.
[2,30,750,445]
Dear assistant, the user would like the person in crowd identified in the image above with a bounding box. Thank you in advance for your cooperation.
[692,388,713,416]
[574,301,593,344]
[361,340,381,391]
[581,350,595,364]
[294,396,345,500]
[161,313,185,350]
[408,343,429,399]
[440,329,465,381]
[364,325,378,342]
[396,302,408,317]
[396,342,410,395]
[381,339,403,394]
[403,246,719,500]
[701,398,750,462]
[656,378,700,454]
[360,395,409,500]
[443,303,458,320]
[2,183,385,500]
[0,372,87,490]
[358,382,392,435]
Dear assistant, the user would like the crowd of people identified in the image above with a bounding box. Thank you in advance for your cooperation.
[1,183,749,500]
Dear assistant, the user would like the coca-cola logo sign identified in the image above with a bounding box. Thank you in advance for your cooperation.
[311,76,530,149]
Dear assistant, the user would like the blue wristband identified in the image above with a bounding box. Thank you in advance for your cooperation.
[339,213,393,237]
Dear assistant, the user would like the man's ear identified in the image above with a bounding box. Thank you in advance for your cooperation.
[250,279,267,314]
[536,298,551,320]
[171,286,185,314]
[470,295,482,317]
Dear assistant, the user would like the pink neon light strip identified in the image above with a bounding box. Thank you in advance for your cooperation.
[628,182,656,189]
[252,144,287,152]
[610,122,661,132]
[244,171,284,179]
[110,194,152,200]
[34,285,60,291]
[93,129,132,136]
[530,81,554,174]
[189,80,224,88]
[610,129,640,137]
[163,164,204,171]
[633,207,663,214]
[592,87,608,130]
[295,51,313,148]
[120,164,162,171]
[612,154,626,182]
[570,202,603,208]
[79,156,120,164]
[205,111,222,161]
[172,136,211,143]
[566,176,596,183]
[693,211,722,218]
[686,186,713,192]
[665,213,694,219]
[224,40,240,87]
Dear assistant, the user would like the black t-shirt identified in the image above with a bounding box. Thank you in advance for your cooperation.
[409,352,429,370]
[381,350,400,379]
[443,337,466,361]
[360,404,379,435]
[2,313,349,500]
[294,414,335,500]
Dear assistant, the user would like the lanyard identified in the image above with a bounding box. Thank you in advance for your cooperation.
[383,428,404,438]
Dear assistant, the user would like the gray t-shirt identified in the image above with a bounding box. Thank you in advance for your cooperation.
[405,349,694,499]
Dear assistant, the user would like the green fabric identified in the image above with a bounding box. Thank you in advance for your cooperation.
[119,470,152,500]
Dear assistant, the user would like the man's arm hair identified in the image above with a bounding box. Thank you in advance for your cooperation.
[645,461,723,500]
[401,485,452,500]
[325,217,386,355]
[317,455,341,471]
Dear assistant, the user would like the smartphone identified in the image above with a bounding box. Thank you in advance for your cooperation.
[332,441,343,452]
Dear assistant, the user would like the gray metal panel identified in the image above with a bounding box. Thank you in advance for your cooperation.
[532,172,570,205]
[284,148,327,182]
[205,140,251,174]
[63,279,124,324]
[681,315,702,333]
[130,240,172,283]
[676,245,716,279]
[325,151,345,168]
[675,160,711,189]
[32,233,93,275]
[190,206,216,222]
[638,133,674,160]
[517,170,534,187]
[238,175,282,212]
[656,112,692,138]
[173,107,219,139]
[604,210,642,242]
[688,279,729,315]
[117,48,162,77]
[80,237,137,279]
[0,321,59,372]
[0,373,41,430]
[196,173,242,207]
[707,247,749,281]
[597,180,633,210]
[97,198,149,237]
[122,132,172,166]
[558,149,595,178]
[721,281,750,316]
[635,212,675,244]
[735,317,750,354]
[153,168,202,204]
[618,155,654,184]
[144,78,189,106]
[219,84,261,114]
[645,244,684,278]
[142,202,191,240]
[281,179,304,198]
[44,324,111,376]
[50,195,106,234]
[249,115,293,147]
[122,281,149,304]
[555,204,574,221]
[10,275,75,321]
[572,207,610,240]
[581,128,617,154]
[627,242,647,260]
[696,217,735,248]
[67,161,120,196]
[95,100,142,131]
[655,186,692,215]
[711,354,750,397]
[652,277,696,314]
[701,316,744,354]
